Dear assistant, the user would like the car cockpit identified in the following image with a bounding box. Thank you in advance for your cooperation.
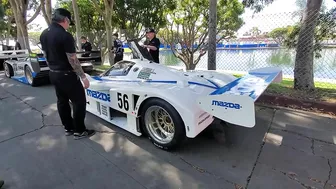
[104,60,135,77]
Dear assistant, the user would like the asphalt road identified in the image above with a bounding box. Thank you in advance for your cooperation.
[0,71,336,189]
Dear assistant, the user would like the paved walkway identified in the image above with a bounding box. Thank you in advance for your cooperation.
[0,73,335,189]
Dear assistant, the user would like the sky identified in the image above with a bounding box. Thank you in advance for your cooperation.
[27,0,336,37]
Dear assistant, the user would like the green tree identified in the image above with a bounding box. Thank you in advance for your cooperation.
[90,0,115,65]
[242,0,274,13]
[28,31,42,45]
[242,0,330,91]
[292,0,323,90]
[157,27,182,48]
[41,0,52,25]
[284,8,336,58]
[165,0,244,70]
[0,0,16,44]
[0,3,4,19]
[250,27,261,37]
[112,0,176,41]
[8,0,41,51]
[268,26,293,45]
[58,0,106,49]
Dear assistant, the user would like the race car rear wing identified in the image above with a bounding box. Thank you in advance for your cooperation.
[197,67,282,128]
[0,49,29,59]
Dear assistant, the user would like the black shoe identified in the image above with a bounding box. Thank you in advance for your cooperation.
[74,129,96,140]
[0,180,4,188]
[65,130,74,136]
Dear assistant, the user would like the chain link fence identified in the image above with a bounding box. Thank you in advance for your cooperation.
[154,10,336,92]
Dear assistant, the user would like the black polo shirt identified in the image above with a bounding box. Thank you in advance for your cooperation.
[40,22,76,71]
[147,37,160,63]
[81,41,92,52]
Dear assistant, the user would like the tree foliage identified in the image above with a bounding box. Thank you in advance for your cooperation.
[8,0,41,50]
[284,8,336,59]
[164,0,244,70]
[0,3,4,19]
[113,0,176,41]
[241,0,274,13]
[58,0,106,49]
[268,7,336,59]
[91,0,115,65]
[0,0,16,43]
[241,0,334,91]
[268,26,294,46]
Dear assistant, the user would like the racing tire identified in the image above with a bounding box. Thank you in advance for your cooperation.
[140,98,186,151]
[3,62,14,78]
[24,65,38,87]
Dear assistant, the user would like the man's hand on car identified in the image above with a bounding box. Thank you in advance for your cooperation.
[81,77,90,89]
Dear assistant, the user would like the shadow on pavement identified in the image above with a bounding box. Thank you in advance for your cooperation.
[1,71,336,189]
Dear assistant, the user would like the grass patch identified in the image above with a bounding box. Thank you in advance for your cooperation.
[233,74,336,103]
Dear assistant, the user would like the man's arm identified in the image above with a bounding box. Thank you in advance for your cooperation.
[145,45,157,51]
[66,53,86,79]
[145,38,160,51]
[64,33,86,80]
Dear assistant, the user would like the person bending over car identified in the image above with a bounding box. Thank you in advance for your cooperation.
[142,28,161,63]
[112,33,124,63]
[80,36,92,57]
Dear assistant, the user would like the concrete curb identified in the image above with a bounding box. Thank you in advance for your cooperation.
[256,94,336,116]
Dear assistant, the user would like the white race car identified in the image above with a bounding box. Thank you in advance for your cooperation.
[84,41,283,150]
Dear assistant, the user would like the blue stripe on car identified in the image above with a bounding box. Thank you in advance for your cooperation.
[209,72,279,99]
[91,76,218,89]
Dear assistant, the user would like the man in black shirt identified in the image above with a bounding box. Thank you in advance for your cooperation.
[80,36,92,57]
[40,8,96,139]
[143,28,160,63]
[112,33,124,63]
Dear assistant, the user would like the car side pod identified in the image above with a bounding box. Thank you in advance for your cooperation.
[197,66,283,128]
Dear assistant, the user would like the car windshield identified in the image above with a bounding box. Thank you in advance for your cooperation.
[104,61,135,76]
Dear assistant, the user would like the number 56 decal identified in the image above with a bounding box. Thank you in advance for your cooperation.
[117,92,129,111]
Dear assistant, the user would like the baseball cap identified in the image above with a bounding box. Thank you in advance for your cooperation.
[145,28,156,33]
[52,8,75,25]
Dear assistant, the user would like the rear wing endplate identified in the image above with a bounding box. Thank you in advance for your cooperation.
[197,67,282,128]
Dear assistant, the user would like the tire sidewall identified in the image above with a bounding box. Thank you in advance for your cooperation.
[24,66,34,85]
[141,98,186,151]
[4,63,13,78]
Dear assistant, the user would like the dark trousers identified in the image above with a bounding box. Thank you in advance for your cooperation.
[49,71,87,133]
[114,54,123,63]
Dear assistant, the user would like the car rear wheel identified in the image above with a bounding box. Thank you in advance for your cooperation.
[3,62,14,78]
[141,98,186,151]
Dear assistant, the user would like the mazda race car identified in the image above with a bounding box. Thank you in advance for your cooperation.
[3,51,101,86]
[83,41,283,150]
[3,53,50,86]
